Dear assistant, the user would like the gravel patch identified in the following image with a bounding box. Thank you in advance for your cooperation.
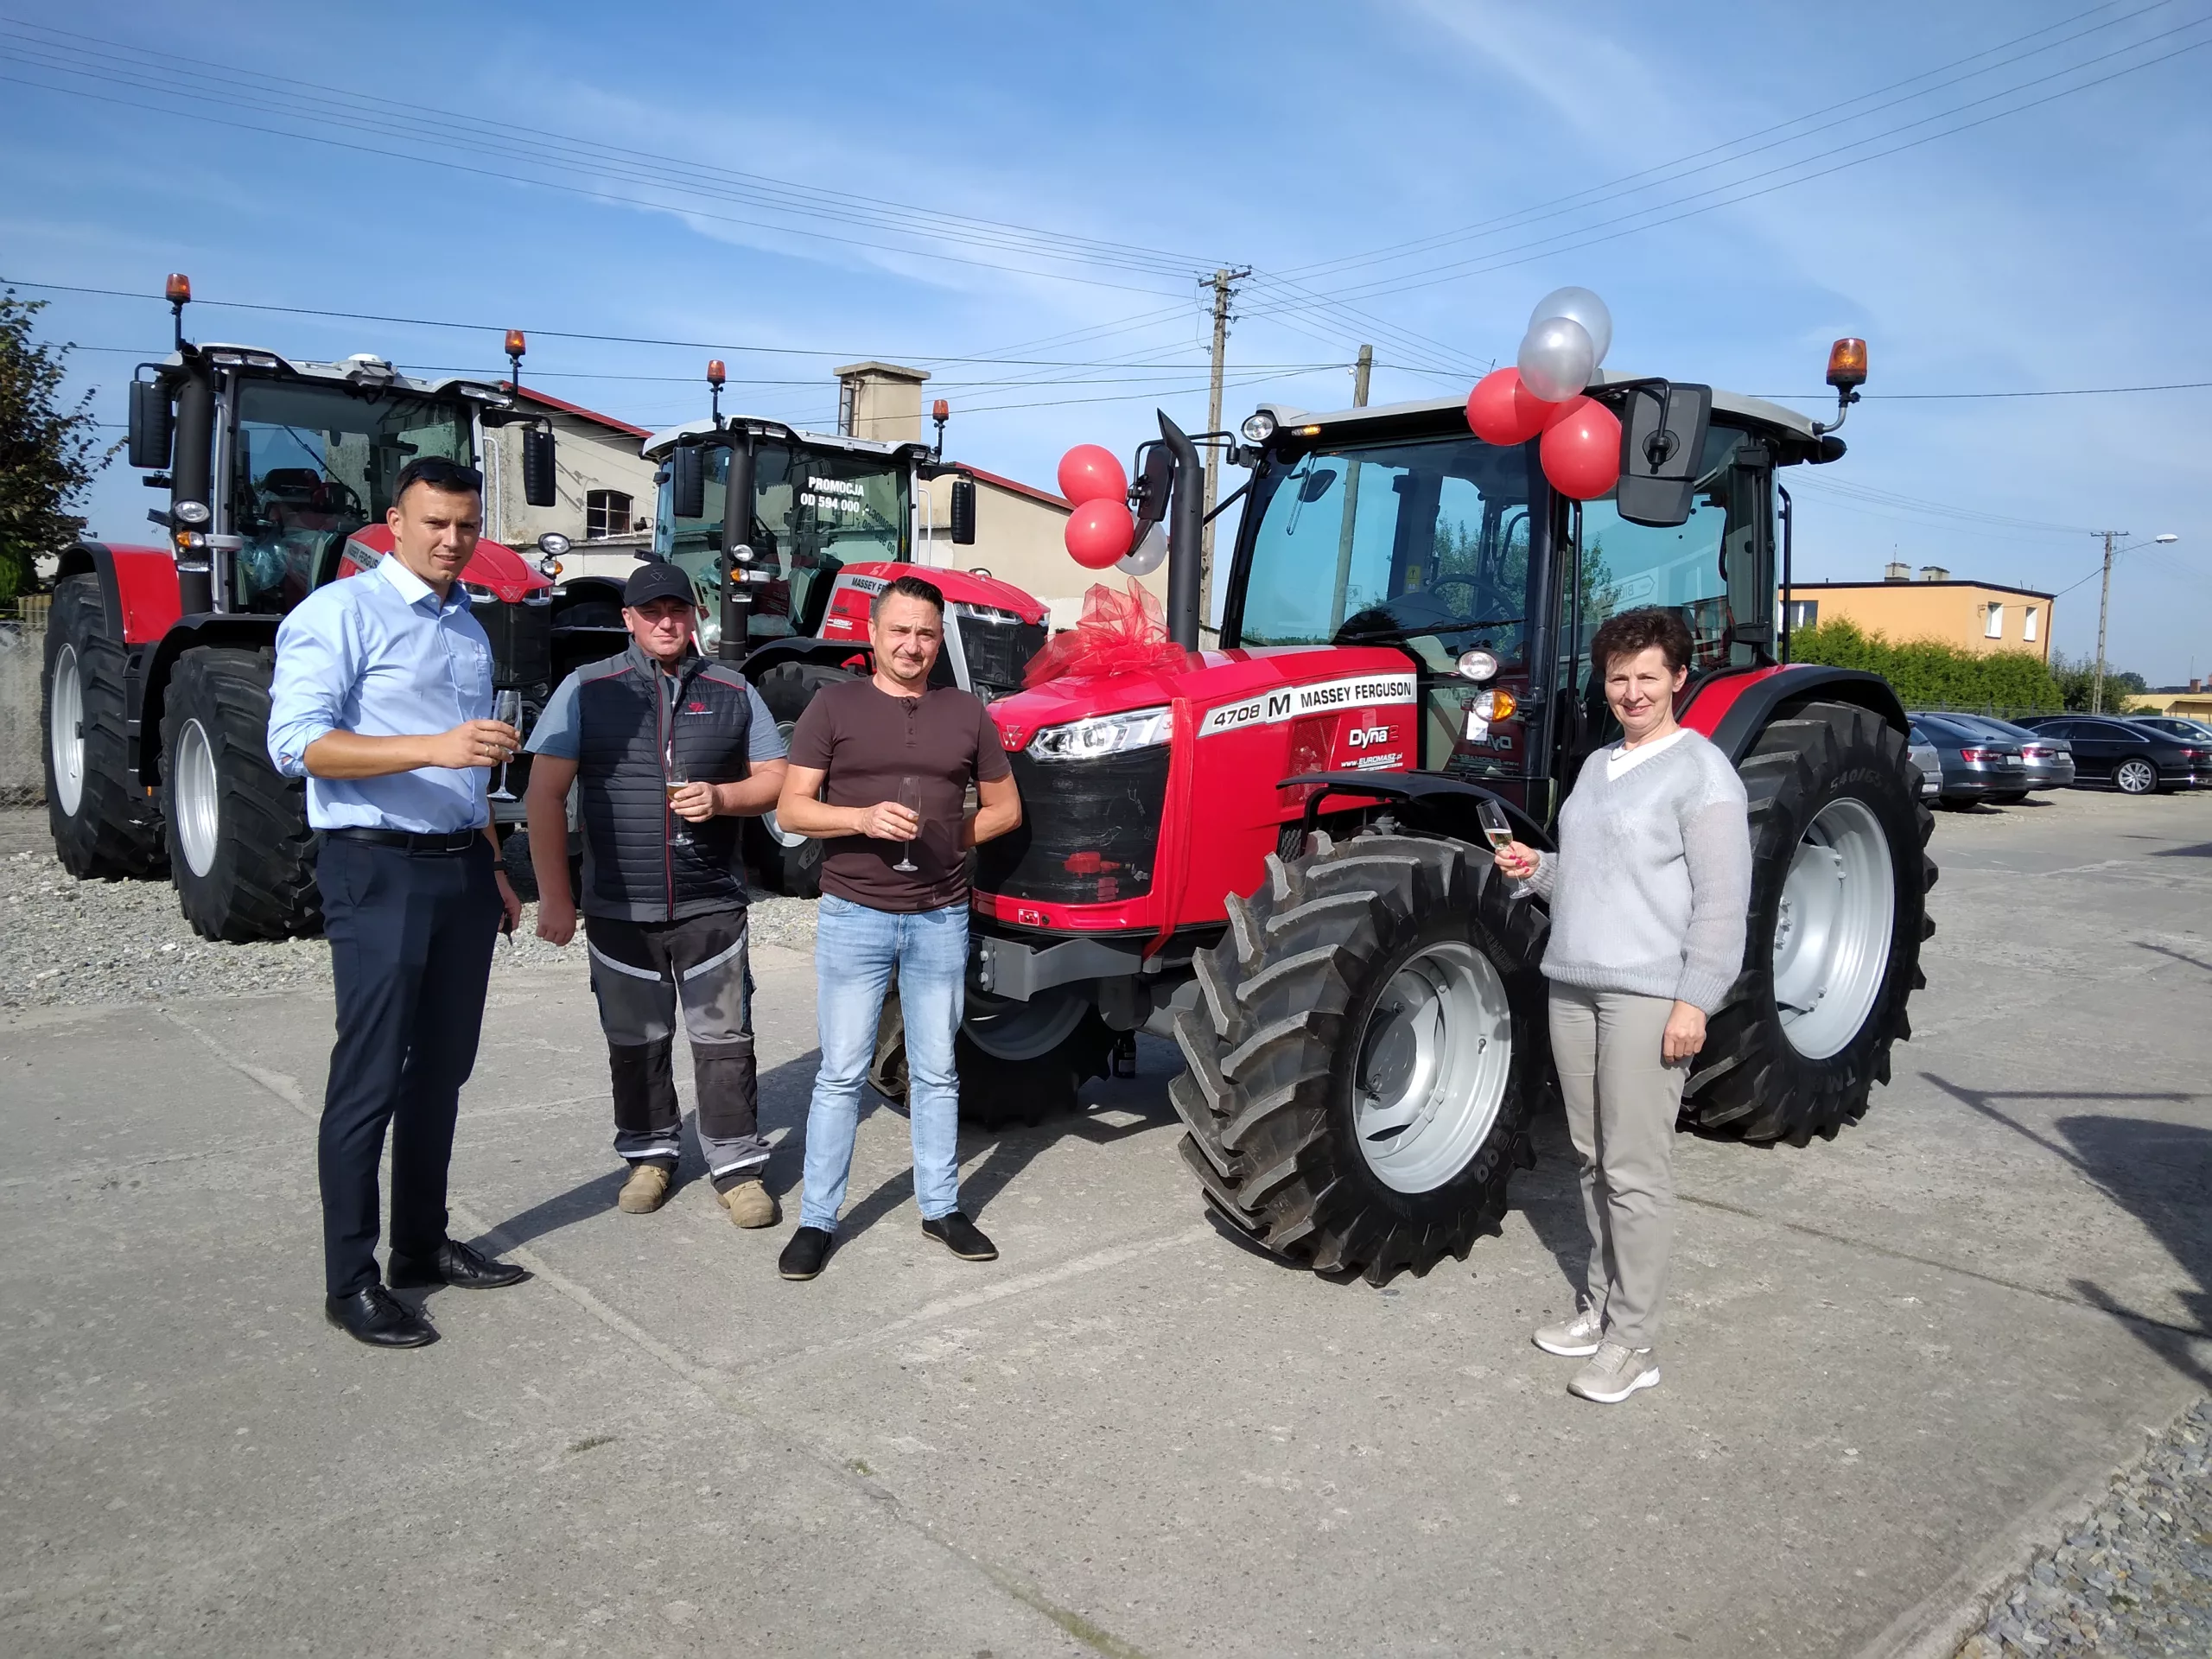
[1956,1398,2212,1657]
[0,813,817,1010]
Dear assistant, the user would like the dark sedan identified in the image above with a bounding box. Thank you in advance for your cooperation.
[1908,714,2030,807]
[2017,715,2204,794]
[1937,714,2076,798]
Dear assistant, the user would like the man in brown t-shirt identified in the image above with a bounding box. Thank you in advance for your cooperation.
[772,574,1020,1281]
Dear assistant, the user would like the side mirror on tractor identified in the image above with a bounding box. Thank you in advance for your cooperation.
[671,445,706,520]
[521,425,558,509]
[1613,381,1713,528]
[127,378,173,471]
[949,474,977,545]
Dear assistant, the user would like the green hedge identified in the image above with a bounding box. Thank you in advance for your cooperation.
[1786,619,2063,715]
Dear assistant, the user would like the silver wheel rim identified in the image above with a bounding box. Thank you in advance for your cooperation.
[762,718,808,848]
[963,989,1089,1062]
[1772,797,1895,1060]
[1351,939,1512,1194]
[50,644,86,817]
[2117,760,2155,794]
[175,718,222,878]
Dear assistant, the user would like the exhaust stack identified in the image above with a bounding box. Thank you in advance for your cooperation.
[1159,411,1204,651]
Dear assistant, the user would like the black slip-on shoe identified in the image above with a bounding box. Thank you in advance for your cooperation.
[388,1237,529,1291]
[326,1286,438,1348]
[920,1211,997,1261]
[779,1225,834,1281]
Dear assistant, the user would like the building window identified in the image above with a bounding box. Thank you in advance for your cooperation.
[1984,602,2004,639]
[2023,606,2039,643]
[586,489,632,541]
[1783,599,1819,631]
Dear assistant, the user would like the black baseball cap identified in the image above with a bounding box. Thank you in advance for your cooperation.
[623,561,699,609]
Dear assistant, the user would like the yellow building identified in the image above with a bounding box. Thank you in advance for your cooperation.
[2126,680,2212,721]
[1782,564,2055,660]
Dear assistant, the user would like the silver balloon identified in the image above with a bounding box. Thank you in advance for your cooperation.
[1528,286,1612,368]
[1516,315,1597,404]
[1116,519,1168,577]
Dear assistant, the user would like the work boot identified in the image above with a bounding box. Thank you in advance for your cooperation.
[1568,1340,1661,1404]
[617,1162,672,1215]
[1532,1306,1604,1357]
[718,1179,779,1229]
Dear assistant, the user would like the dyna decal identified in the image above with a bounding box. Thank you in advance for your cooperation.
[1198,674,1417,737]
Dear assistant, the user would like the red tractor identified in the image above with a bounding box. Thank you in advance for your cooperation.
[931,343,1934,1281]
[40,276,576,939]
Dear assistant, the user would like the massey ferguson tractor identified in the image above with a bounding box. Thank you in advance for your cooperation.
[626,365,1049,893]
[39,276,578,940]
[920,340,1934,1284]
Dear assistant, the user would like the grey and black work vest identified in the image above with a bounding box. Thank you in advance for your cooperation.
[573,645,757,922]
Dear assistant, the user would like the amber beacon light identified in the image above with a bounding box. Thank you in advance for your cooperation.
[1814,337,1868,435]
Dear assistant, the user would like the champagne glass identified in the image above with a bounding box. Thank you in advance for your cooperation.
[488,690,522,801]
[892,775,922,873]
[667,749,694,848]
[1476,798,1514,852]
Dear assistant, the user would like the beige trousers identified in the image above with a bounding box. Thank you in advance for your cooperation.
[1547,983,1688,1351]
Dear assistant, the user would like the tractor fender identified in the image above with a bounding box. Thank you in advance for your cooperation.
[137,614,282,788]
[1280,770,1557,852]
[1682,664,1904,765]
[55,541,183,647]
[741,634,873,683]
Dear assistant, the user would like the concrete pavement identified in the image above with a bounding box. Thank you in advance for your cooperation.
[2,787,2208,1656]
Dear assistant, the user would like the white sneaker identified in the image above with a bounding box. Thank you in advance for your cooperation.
[1532,1306,1603,1357]
[1569,1339,1660,1403]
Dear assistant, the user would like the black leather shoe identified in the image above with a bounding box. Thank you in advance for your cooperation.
[325,1286,438,1348]
[387,1238,529,1291]
[921,1211,997,1261]
[778,1226,833,1281]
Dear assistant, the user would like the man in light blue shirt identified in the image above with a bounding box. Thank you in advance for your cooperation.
[267,456,529,1350]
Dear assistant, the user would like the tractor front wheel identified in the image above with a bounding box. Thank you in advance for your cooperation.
[1683,702,1934,1144]
[42,574,164,878]
[747,661,853,896]
[868,982,1116,1129]
[1171,832,1544,1285]
[161,647,321,941]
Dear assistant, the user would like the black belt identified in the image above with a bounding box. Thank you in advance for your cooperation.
[325,828,484,855]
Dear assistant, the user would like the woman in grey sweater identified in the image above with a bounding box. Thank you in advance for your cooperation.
[1494,607,1751,1404]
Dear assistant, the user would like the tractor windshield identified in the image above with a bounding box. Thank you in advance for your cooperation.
[656,441,909,647]
[1233,435,1537,668]
[229,378,474,613]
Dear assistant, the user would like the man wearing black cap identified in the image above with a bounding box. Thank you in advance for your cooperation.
[523,563,788,1227]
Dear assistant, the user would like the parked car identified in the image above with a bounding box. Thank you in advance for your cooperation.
[2017,715,2204,794]
[1908,714,2029,807]
[2128,715,2212,752]
[1906,733,1943,801]
[1933,713,2076,798]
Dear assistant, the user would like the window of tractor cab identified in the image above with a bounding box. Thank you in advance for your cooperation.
[228,379,474,613]
[1232,435,1539,671]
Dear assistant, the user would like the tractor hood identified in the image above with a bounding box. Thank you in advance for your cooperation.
[836,559,1047,626]
[983,643,1415,753]
[343,525,552,606]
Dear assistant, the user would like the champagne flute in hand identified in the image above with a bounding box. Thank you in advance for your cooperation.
[893,775,922,873]
[666,750,694,848]
[488,690,522,801]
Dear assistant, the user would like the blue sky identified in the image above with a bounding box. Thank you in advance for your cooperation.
[4,1,2208,680]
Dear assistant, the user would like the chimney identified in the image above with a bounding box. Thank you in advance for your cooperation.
[833,362,930,442]
[2192,677,2204,693]
[1884,561,1910,582]
[1919,564,1949,582]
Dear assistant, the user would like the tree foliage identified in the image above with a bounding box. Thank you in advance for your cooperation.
[2047,651,2148,710]
[0,291,110,602]
[1789,618,2064,715]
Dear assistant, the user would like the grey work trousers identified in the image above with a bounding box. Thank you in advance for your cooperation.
[1548,983,1689,1351]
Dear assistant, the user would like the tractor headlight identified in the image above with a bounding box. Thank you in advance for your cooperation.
[1027,705,1172,762]
[174,499,211,526]
[1454,648,1498,682]
[1240,411,1277,444]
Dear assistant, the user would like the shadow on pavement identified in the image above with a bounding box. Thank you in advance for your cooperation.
[2138,941,2212,976]
[2149,840,2212,860]
[1923,1071,2211,1390]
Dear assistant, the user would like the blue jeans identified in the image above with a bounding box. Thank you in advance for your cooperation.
[800,893,969,1231]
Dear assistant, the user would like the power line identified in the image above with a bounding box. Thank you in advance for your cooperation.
[1758,379,2212,401]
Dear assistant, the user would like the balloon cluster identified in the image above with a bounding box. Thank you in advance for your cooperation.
[1465,287,1622,500]
[1055,445,1166,575]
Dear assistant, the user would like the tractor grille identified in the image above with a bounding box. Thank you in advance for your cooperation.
[483,595,554,689]
[956,604,1047,702]
[976,745,1168,906]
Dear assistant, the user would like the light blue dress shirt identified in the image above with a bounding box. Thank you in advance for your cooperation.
[267,554,494,833]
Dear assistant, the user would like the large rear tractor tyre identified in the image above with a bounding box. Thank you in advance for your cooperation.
[1683,702,1935,1145]
[41,574,164,878]
[745,661,852,897]
[161,647,321,942]
[1171,831,1545,1286]
[868,982,1116,1130]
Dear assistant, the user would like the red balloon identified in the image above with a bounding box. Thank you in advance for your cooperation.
[1065,498,1135,569]
[1464,367,1560,447]
[1057,443,1128,506]
[1538,396,1623,500]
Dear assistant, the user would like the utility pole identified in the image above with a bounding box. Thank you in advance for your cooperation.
[2091,529,2124,715]
[1200,266,1251,627]
[1327,346,1374,636]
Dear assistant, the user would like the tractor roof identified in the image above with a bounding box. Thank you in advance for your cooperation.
[157,346,512,406]
[640,416,928,464]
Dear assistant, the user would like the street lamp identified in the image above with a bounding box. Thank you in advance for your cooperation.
[2090,530,2181,713]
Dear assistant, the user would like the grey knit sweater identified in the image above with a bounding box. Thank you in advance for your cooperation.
[1524,730,1752,1013]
